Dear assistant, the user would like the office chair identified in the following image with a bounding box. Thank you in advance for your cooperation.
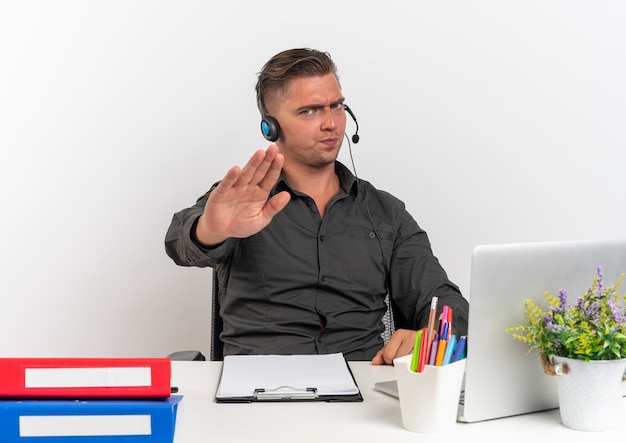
[169,269,397,361]
[209,269,224,361]
[381,293,396,344]
[167,270,221,362]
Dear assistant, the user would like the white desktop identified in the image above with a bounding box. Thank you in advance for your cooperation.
[170,240,626,441]
[170,361,626,443]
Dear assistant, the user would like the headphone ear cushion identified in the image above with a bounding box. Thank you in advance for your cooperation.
[260,116,280,142]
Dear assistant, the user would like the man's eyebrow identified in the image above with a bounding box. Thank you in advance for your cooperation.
[297,98,345,111]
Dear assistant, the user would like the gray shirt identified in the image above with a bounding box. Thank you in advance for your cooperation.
[165,162,468,360]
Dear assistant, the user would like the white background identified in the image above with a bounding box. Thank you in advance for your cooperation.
[1,0,624,358]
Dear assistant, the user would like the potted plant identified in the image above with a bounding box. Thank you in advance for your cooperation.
[506,266,626,431]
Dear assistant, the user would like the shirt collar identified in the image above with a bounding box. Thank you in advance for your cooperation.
[275,161,359,196]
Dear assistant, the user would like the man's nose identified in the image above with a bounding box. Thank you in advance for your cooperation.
[321,107,339,129]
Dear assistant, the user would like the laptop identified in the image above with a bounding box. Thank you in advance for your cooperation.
[375,238,626,422]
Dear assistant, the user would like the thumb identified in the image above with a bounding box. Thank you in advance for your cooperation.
[262,191,291,219]
[371,349,385,365]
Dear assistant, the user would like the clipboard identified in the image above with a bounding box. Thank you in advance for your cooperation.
[215,353,363,403]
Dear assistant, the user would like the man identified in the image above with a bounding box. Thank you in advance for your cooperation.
[165,48,468,364]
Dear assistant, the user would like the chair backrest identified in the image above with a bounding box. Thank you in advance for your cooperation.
[381,293,396,344]
[210,270,224,361]
[209,270,397,361]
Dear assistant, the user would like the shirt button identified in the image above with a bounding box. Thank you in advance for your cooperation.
[321,276,328,283]
[369,232,376,239]
[319,235,326,242]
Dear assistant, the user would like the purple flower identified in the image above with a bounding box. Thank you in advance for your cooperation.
[558,289,568,309]
[588,301,601,320]
[543,314,565,333]
[607,298,626,324]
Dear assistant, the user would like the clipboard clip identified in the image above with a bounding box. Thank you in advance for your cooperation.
[254,386,318,401]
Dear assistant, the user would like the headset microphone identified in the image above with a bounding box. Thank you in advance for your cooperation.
[344,105,360,144]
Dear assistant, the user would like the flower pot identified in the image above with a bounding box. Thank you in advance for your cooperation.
[549,355,626,431]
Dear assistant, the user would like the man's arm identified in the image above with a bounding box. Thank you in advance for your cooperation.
[371,208,469,365]
[164,194,212,267]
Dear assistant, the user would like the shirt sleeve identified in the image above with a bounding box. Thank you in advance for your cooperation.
[387,208,469,337]
[164,188,232,268]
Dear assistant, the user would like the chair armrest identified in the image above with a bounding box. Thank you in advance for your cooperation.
[167,350,207,361]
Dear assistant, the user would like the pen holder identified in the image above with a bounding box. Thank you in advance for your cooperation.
[393,354,465,434]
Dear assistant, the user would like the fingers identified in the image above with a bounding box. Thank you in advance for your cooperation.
[214,165,242,195]
[257,150,284,192]
[371,329,417,365]
[371,342,398,366]
[395,330,418,358]
[234,145,281,188]
[382,344,400,365]
[371,350,385,365]
[200,145,286,242]
[212,145,282,197]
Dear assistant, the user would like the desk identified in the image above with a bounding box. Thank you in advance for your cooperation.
[171,361,624,442]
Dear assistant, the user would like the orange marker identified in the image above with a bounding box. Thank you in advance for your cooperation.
[435,338,447,366]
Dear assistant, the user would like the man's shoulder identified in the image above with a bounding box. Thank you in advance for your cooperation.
[357,179,406,206]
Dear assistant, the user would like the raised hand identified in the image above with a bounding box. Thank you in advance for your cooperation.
[194,145,291,247]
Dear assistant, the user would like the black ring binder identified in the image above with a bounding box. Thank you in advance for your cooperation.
[254,387,318,401]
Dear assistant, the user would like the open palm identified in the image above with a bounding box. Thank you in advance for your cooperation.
[195,146,291,245]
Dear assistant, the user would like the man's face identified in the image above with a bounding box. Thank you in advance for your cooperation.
[270,74,347,168]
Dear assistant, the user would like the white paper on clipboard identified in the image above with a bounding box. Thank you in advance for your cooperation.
[216,353,360,401]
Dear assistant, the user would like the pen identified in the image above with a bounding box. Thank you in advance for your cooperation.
[410,329,423,372]
[435,338,447,366]
[446,307,453,340]
[425,297,438,363]
[439,305,450,337]
[452,335,467,362]
[417,328,429,372]
[439,308,445,335]
[428,332,439,366]
[440,322,449,342]
[442,334,457,365]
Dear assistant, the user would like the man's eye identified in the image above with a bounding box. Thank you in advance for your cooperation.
[301,109,313,115]
[331,103,344,110]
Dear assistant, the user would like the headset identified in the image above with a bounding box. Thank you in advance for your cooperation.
[344,104,360,144]
[259,99,360,144]
[258,98,281,142]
